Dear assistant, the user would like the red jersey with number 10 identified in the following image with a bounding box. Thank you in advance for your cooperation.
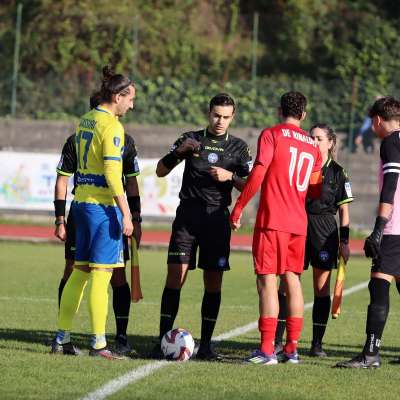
[255,123,322,236]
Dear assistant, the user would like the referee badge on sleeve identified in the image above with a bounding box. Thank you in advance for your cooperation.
[113,137,121,147]
[344,182,352,198]
[57,155,64,169]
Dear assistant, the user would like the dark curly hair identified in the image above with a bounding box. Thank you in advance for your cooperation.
[280,91,307,120]
[90,66,134,108]
[368,96,400,121]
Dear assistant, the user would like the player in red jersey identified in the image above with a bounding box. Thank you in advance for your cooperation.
[230,91,322,365]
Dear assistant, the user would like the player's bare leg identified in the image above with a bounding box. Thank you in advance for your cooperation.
[282,271,304,363]
[152,264,189,359]
[196,270,223,361]
[310,267,331,357]
[246,274,279,365]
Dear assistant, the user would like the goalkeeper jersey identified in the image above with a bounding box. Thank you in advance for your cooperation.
[378,130,400,235]
[74,106,124,206]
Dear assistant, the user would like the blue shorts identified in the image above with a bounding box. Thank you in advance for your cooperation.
[73,202,124,268]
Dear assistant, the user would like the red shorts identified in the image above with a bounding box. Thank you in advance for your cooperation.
[252,228,306,275]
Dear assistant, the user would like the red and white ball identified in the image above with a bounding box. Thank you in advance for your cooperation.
[161,328,195,361]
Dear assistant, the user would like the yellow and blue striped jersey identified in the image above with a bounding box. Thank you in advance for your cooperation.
[74,106,125,206]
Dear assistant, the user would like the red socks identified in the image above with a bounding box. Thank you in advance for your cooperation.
[259,317,277,355]
[284,316,303,354]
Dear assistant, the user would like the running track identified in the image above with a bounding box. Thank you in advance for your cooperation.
[0,224,364,254]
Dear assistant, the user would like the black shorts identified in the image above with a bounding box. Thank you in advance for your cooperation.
[371,235,400,276]
[304,214,338,271]
[167,202,231,271]
[65,202,130,263]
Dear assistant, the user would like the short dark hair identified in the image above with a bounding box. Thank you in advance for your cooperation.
[209,93,236,112]
[91,66,134,106]
[280,91,307,120]
[368,96,400,121]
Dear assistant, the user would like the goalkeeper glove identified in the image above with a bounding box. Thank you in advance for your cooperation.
[364,216,388,259]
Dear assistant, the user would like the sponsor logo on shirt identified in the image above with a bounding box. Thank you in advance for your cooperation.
[208,153,218,163]
[345,182,352,198]
[204,145,224,152]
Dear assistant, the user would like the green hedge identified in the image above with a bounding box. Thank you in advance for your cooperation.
[2,74,397,132]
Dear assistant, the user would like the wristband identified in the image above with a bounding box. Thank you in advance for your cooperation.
[55,220,65,226]
[339,226,350,244]
[132,215,142,223]
[162,151,180,169]
[127,195,141,214]
[54,199,66,218]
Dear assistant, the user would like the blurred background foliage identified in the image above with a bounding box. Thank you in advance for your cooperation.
[1,0,400,129]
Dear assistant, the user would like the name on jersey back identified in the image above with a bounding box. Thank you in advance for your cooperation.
[282,129,317,147]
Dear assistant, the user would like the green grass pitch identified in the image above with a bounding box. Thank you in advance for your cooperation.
[0,242,400,400]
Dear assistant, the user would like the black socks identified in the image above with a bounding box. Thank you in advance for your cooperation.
[159,287,181,341]
[312,295,331,344]
[112,283,131,337]
[200,291,221,347]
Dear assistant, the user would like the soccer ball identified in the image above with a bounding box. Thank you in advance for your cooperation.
[161,328,195,361]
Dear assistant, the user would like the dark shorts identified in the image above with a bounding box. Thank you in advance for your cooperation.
[304,214,338,271]
[167,202,231,271]
[65,202,129,263]
[371,235,400,276]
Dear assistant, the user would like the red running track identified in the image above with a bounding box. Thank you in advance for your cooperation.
[0,224,365,254]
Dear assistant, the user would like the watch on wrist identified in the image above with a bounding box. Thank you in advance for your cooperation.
[55,220,64,226]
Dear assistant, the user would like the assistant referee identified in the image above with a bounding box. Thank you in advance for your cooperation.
[152,93,252,360]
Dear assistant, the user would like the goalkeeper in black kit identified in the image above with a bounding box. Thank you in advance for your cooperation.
[337,96,400,368]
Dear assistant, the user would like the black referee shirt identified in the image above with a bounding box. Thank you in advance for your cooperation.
[306,158,353,215]
[166,129,252,207]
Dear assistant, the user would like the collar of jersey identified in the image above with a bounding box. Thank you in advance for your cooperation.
[204,128,229,142]
[95,106,112,115]
[323,157,332,168]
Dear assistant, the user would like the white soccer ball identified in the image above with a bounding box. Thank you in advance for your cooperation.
[161,328,195,361]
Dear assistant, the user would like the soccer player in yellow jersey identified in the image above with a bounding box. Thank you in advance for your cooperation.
[51,66,135,359]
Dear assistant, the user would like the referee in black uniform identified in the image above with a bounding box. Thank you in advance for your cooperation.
[275,123,353,357]
[152,93,252,360]
[54,96,142,355]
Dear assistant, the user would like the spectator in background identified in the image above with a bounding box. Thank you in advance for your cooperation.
[355,116,375,154]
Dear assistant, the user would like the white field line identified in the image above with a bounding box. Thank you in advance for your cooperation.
[80,280,369,400]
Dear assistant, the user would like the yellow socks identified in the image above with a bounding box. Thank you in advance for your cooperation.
[58,268,89,333]
[88,269,112,349]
